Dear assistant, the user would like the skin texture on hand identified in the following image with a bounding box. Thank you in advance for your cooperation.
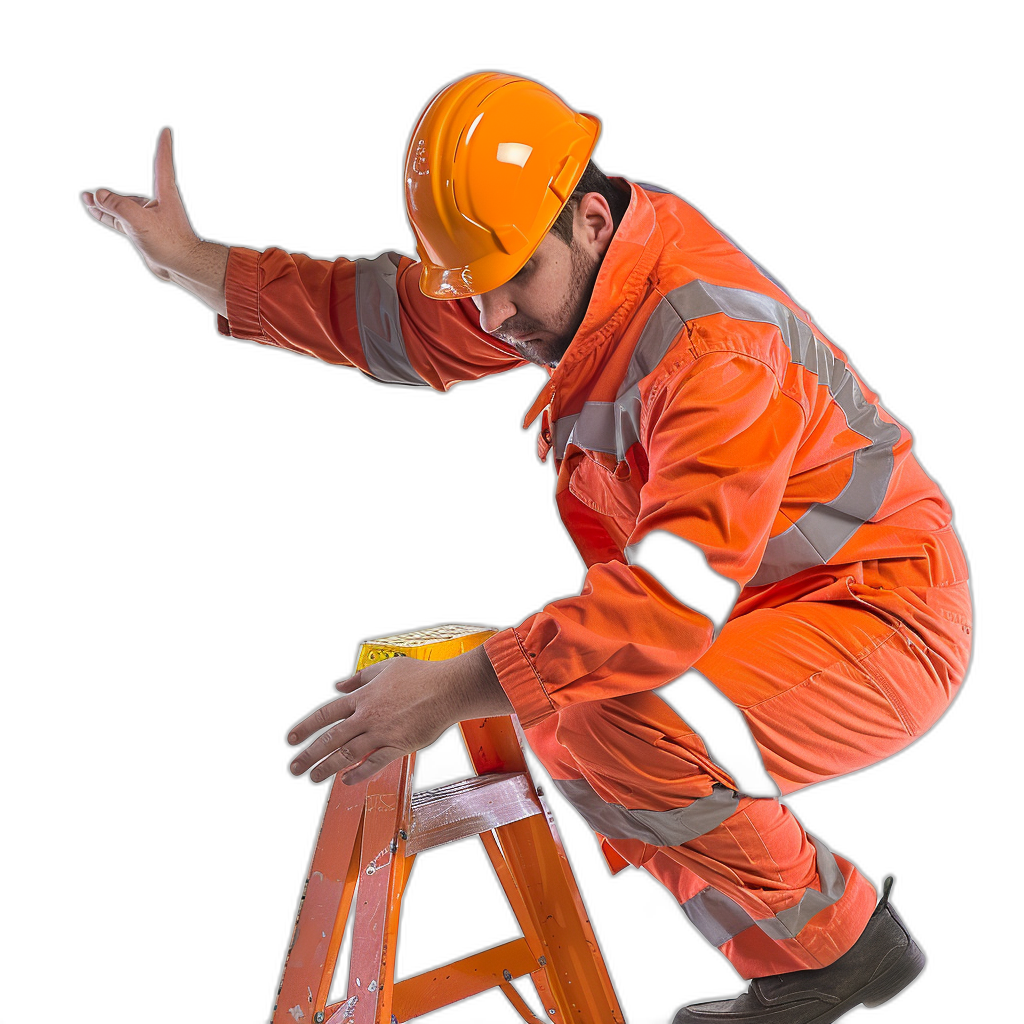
[287,643,514,786]
[81,127,229,315]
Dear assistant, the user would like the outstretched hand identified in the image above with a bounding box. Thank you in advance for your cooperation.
[81,128,230,313]
[287,645,514,786]
[81,127,201,279]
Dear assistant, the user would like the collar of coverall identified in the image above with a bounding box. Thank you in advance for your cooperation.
[522,179,662,432]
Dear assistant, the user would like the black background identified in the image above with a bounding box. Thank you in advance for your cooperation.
[58,32,991,1024]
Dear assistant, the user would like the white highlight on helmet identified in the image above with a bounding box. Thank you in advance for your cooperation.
[496,142,533,167]
[465,113,484,144]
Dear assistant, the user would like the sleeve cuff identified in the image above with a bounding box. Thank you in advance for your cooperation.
[216,246,266,341]
[483,628,555,730]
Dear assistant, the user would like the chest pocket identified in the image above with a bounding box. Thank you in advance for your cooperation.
[568,450,642,522]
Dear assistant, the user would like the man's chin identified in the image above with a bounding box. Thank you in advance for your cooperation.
[513,337,570,368]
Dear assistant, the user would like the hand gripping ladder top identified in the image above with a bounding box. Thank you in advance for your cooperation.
[272,624,625,1024]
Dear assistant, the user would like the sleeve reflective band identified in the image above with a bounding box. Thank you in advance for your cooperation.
[354,253,428,386]
[625,530,740,634]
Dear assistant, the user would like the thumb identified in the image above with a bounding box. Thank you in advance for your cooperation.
[335,662,387,692]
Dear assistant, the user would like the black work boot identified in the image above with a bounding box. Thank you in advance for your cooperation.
[672,877,925,1023]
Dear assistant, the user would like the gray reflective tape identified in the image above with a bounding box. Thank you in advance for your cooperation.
[553,277,899,586]
[354,253,427,386]
[554,401,616,456]
[681,835,847,946]
[552,777,740,847]
[683,886,766,948]
[622,299,690,393]
[676,283,902,587]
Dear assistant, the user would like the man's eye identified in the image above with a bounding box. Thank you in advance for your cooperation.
[513,261,534,282]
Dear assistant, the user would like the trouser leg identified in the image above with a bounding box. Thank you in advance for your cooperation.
[523,577,972,979]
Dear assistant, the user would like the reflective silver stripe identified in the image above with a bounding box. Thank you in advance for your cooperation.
[553,296,689,458]
[554,401,615,456]
[681,282,902,587]
[552,777,739,846]
[354,253,427,386]
[554,278,899,585]
[681,835,847,946]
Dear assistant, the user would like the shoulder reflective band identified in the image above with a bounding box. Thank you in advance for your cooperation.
[625,530,739,635]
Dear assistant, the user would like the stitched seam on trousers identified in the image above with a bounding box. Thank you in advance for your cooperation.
[859,637,917,735]
[742,808,785,886]
[742,628,900,713]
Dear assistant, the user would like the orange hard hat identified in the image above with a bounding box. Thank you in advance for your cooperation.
[405,72,601,299]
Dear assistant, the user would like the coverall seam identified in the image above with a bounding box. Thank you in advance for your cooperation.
[740,809,786,886]
[254,249,266,340]
[647,347,778,403]
[858,644,917,736]
[740,626,901,712]
[645,348,806,449]
[511,627,555,716]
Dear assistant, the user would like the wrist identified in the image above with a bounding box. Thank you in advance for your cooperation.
[166,239,230,315]
[449,644,514,720]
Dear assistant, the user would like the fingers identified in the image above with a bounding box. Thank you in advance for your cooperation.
[82,127,171,233]
[340,747,405,786]
[83,188,143,234]
[287,692,365,781]
[290,723,374,780]
[287,693,356,746]
[288,661,409,783]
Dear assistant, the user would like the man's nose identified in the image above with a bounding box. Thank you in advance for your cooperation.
[476,288,517,335]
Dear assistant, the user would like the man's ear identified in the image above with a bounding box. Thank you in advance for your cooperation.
[575,192,615,256]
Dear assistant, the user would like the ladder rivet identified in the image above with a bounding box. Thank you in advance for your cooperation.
[548,1010,556,1016]
[503,969,512,981]
[539,956,547,966]
[399,829,408,840]
[314,1014,325,1023]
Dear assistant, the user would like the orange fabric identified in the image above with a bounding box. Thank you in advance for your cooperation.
[525,572,970,976]
[476,184,963,727]
[216,180,972,978]
[218,187,966,729]
[217,245,525,389]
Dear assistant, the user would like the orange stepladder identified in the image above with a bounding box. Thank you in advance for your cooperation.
[271,624,625,1024]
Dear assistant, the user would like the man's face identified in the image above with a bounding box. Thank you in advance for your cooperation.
[472,230,601,368]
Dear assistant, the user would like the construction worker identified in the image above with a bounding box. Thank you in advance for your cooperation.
[80,73,971,1023]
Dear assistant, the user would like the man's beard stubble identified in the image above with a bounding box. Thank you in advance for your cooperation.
[504,240,601,368]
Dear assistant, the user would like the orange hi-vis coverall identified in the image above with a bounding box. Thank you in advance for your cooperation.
[217,181,972,979]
